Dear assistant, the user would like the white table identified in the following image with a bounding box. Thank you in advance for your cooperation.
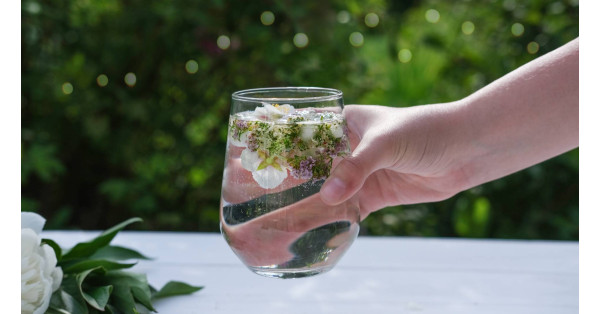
[43,232,578,314]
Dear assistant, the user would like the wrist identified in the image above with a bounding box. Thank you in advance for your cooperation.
[389,101,476,194]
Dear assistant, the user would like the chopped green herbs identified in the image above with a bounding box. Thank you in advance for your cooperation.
[229,109,349,184]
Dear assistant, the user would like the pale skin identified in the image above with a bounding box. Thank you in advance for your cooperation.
[320,38,579,220]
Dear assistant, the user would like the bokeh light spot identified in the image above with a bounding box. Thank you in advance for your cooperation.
[24,2,41,14]
[62,82,73,95]
[260,11,275,26]
[337,10,350,24]
[185,60,199,74]
[382,214,399,226]
[425,9,440,23]
[398,49,412,63]
[124,72,137,87]
[549,1,566,14]
[527,41,540,54]
[349,32,364,47]
[503,0,517,11]
[511,23,524,36]
[462,21,475,35]
[96,74,108,87]
[217,35,231,50]
[365,13,380,28]
[293,33,309,48]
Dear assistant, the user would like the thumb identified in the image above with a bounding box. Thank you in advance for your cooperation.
[319,139,384,206]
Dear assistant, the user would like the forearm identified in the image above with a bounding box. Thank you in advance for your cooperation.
[455,38,579,188]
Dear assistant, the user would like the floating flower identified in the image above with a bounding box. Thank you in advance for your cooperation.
[241,149,288,189]
[290,156,316,180]
[254,103,295,120]
[330,121,344,138]
[229,119,250,147]
[230,106,349,188]
[300,123,317,141]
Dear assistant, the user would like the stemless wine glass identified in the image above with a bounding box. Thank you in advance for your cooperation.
[220,87,360,278]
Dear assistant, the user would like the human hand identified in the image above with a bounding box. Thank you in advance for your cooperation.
[318,39,578,220]
[319,103,471,220]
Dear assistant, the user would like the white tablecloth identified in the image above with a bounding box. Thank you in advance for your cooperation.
[43,231,578,314]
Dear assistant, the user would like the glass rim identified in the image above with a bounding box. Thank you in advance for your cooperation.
[232,87,343,103]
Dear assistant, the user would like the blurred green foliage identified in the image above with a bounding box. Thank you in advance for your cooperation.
[22,0,578,239]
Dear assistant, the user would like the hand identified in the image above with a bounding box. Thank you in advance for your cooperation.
[319,38,578,220]
[319,103,471,219]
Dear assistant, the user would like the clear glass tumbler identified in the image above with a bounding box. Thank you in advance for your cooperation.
[220,87,360,278]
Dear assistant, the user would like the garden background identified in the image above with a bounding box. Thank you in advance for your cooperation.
[21,0,579,240]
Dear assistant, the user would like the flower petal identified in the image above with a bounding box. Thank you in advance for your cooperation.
[50,267,63,292]
[230,131,248,147]
[277,104,295,115]
[252,165,288,189]
[21,228,42,253]
[21,212,46,234]
[300,123,316,141]
[21,228,58,314]
[331,122,344,138]
[240,149,261,172]
[254,103,279,118]
[255,103,295,120]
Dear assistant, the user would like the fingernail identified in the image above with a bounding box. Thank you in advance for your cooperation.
[320,177,346,204]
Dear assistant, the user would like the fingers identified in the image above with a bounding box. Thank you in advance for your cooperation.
[319,105,394,206]
[223,193,359,266]
[320,138,386,206]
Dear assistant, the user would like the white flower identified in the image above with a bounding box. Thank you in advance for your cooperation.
[330,122,344,138]
[229,130,249,147]
[21,212,46,235]
[254,103,295,120]
[300,123,316,141]
[241,149,288,189]
[21,212,63,314]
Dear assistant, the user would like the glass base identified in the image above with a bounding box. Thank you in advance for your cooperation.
[248,265,334,279]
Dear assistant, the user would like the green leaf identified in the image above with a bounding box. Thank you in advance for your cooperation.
[90,245,152,261]
[100,270,156,313]
[131,286,156,312]
[76,267,108,310]
[50,279,89,314]
[46,307,71,314]
[101,270,150,289]
[62,218,142,261]
[110,285,138,314]
[23,143,65,182]
[42,238,63,261]
[106,304,118,314]
[152,281,204,299]
[83,285,113,311]
[63,259,137,274]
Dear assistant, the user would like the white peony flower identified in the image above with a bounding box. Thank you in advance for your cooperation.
[240,148,288,189]
[21,212,63,314]
[21,212,46,235]
[254,103,295,120]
